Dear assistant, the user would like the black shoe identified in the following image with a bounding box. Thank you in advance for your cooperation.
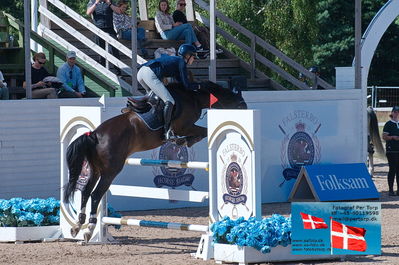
[389,191,395,196]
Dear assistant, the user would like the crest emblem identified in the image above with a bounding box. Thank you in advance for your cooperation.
[220,148,248,218]
[279,111,321,186]
[152,141,196,189]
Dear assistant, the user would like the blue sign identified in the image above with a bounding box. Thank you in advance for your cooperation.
[290,163,379,201]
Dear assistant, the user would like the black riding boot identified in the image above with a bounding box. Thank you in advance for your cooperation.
[163,101,175,140]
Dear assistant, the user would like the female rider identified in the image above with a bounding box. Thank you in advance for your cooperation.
[137,44,199,140]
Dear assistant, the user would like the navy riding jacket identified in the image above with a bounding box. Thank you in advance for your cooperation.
[141,55,199,91]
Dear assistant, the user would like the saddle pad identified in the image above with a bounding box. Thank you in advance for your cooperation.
[136,106,163,131]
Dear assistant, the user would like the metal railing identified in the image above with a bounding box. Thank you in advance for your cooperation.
[368,86,399,108]
[194,0,335,90]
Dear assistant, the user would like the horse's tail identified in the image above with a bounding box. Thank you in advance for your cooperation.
[368,107,385,155]
[64,132,98,203]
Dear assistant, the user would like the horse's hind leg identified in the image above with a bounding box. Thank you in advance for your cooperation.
[83,173,116,242]
[70,171,99,237]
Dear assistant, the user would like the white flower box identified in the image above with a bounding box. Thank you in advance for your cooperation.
[0,225,60,242]
[213,243,344,265]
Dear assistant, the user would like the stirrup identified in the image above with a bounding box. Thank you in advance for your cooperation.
[164,129,177,140]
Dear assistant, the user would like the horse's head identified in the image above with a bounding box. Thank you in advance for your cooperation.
[200,80,247,109]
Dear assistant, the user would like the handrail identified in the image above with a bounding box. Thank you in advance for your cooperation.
[195,0,334,90]
[38,7,132,76]
[39,25,133,92]
[196,13,310,90]
[45,0,146,64]
[4,12,130,94]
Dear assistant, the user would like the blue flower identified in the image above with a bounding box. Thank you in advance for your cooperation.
[210,214,292,254]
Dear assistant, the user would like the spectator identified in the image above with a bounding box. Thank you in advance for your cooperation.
[87,0,122,74]
[382,106,399,196]
[23,52,57,99]
[309,66,323,89]
[155,0,205,50]
[172,0,211,51]
[113,0,149,58]
[0,70,9,100]
[57,51,96,98]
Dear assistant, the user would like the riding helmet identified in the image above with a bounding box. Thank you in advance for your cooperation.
[178,44,197,57]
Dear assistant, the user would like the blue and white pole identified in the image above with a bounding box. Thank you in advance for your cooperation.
[125,158,209,170]
[102,217,208,232]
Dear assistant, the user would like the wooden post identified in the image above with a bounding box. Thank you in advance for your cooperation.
[186,0,195,22]
[250,35,255,79]
[131,0,138,95]
[24,0,32,99]
[39,0,50,29]
[209,0,216,82]
[138,0,148,20]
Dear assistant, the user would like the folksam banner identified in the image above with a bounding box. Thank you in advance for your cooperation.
[289,163,379,201]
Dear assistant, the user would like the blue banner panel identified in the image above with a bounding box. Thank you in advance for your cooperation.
[305,163,379,201]
[292,202,381,255]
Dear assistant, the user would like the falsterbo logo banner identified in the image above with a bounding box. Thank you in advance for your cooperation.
[151,141,197,189]
[279,110,321,187]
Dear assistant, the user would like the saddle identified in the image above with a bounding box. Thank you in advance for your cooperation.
[123,91,182,131]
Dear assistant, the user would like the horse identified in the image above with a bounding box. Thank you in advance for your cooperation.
[367,106,385,175]
[64,80,247,242]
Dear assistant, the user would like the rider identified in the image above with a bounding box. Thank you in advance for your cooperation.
[137,44,199,140]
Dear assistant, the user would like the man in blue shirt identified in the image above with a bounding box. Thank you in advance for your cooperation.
[57,51,95,98]
[137,44,199,140]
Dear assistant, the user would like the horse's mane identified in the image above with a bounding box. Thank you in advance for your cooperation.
[167,80,239,100]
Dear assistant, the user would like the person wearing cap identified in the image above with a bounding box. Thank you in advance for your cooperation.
[137,44,200,140]
[57,51,94,98]
[382,106,399,196]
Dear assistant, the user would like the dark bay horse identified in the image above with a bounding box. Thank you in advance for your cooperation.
[64,80,247,242]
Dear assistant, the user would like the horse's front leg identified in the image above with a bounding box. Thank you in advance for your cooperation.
[174,125,207,147]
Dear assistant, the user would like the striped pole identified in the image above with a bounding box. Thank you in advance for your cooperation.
[102,217,208,232]
[125,158,209,171]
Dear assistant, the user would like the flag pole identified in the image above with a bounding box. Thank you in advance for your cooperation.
[330,217,333,255]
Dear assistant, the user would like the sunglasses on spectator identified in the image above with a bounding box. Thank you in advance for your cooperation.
[179,3,186,6]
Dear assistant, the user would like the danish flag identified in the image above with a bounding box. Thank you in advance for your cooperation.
[300,212,328,229]
[331,219,367,252]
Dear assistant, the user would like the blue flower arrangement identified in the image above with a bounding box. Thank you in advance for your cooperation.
[0,198,60,227]
[210,214,292,254]
[0,198,123,228]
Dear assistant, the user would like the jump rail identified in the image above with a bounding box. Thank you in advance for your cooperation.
[102,217,208,232]
[125,158,209,170]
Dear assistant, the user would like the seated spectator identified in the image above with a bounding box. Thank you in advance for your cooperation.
[155,0,205,51]
[172,0,211,51]
[113,0,149,57]
[57,51,96,98]
[0,70,9,100]
[23,52,57,99]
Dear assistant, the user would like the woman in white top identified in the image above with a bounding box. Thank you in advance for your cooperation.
[0,70,9,100]
[155,0,204,50]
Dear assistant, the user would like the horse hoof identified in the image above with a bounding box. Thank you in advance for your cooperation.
[70,226,80,238]
[83,231,92,243]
